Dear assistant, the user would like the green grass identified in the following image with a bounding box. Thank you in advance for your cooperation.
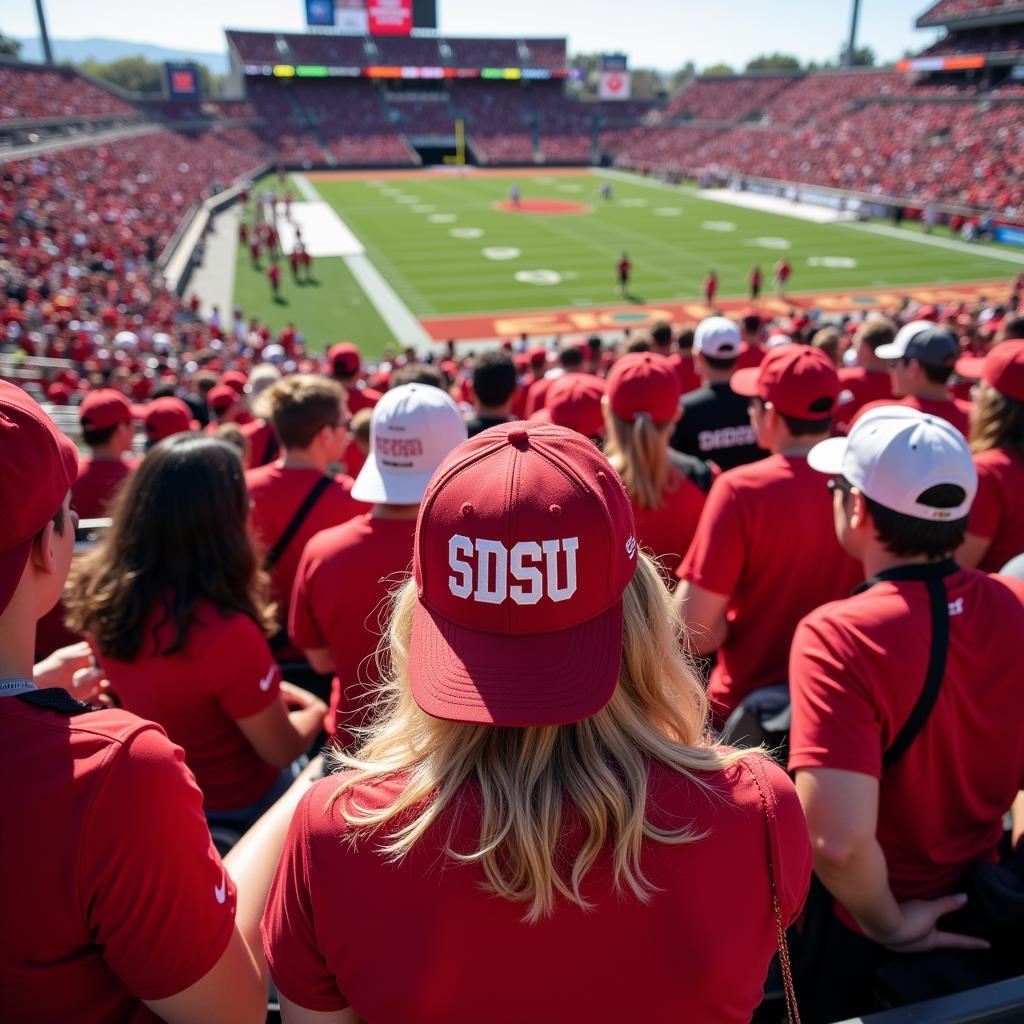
[234,169,1022,356]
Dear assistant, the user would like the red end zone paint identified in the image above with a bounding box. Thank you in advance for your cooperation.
[493,199,593,215]
[419,280,1011,343]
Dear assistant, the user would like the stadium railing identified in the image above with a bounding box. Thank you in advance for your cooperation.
[835,975,1024,1023]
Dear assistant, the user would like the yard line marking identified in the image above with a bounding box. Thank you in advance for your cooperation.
[839,221,1024,265]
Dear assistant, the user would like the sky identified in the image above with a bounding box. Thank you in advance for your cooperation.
[4,0,944,71]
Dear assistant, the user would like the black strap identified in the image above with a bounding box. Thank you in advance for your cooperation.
[853,560,956,772]
[15,688,102,715]
[259,432,279,467]
[264,475,333,571]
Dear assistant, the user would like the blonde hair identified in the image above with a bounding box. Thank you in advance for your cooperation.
[970,382,1024,459]
[603,405,672,510]
[328,552,751,923]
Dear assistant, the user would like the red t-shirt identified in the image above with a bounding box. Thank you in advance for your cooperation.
[345,385,382,417]
[677,455,861,720]
[240,418,278,468]
[97,603,282,810]
[0,701,236,1020]
[524,374,555,417]
[968,448,1024,573]
[789,567,1024,902]
[290,514,417,746]
[71,456,135,519]
[668,352,702,396]
[246,464,365,658]
[856,394,972,438]
[630,466,707,579]
[833,366,893,435]
[262,757,810,1023]
[735,343,767,371]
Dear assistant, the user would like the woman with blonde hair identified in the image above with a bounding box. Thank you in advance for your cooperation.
[262,422,810,1024]
[603,351,710,576]
[955,341,1024,571]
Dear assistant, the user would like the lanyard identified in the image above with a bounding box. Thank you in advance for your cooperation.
[0,678,37,697]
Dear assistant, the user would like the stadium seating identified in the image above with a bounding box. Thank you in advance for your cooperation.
[452,81,535,162]
[444,37,521,67]
[0,64,136,121]
[369,35,443,66]
[522,38,568,69]
[664,75,799,122]
[918,0,1024,25]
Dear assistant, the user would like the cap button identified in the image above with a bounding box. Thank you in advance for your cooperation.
[507,427,529,446]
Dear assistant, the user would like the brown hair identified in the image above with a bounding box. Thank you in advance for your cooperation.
[854,316,897,352]
[258,374,344,450]
[65,434,273,661]
[970,383,1024,459]
[811,327,842,367]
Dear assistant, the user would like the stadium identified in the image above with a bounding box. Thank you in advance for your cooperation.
[2,0,1024,1021]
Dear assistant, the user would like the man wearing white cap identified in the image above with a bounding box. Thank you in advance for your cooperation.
[670,316,765,471]
[789,406,1024,1019]
[855,321,972,437]
[289,384,467,749]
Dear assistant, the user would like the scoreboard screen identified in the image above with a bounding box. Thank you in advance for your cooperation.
[164,63,200,98]
[305,0,434,34]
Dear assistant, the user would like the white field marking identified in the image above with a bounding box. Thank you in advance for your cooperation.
[561,271,580,281]
[515,269,563,285]
[556,183,583,192]
[428,213,457,223]
[808,256,858,268]
[273,201,364,258]
[840,220,1024,265]
[483,246,521,260]
[536,176,557,184]
[619,197,648,207]
[702,220,736,232]
[396,195,421,204]
[653,207,683,216]
[380,187,402,196]
[287,175,432,352]
[450,227,484,239]
[412,204,436,213]
[745,237,792,250]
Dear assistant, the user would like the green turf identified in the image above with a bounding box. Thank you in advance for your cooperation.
[234,168,1023,355]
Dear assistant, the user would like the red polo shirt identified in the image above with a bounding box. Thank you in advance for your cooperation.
[630,466,707,578]
[345,385,382,417]
[677,455,861,720]
[71,456,135,519]
[856,394,972,438]
[833,366,893,435]
[0,702,236,1020]
[96,602,281,810]
[290,514,417,746]
[790,566,1024,902]
[247,464,365,659]
[968,448,1024,573]
[262,756,810,1023]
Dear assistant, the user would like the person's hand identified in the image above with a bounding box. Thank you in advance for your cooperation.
[34,642,113,703]
[279,680,327,716]
[872,894,991,953]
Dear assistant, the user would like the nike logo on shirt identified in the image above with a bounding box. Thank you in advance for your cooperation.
[214,870,227,905]
[259,666,276,692]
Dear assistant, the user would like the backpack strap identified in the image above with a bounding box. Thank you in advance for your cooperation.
[15,688,103,715]
[853,560,956,772]
[265,475,333,571]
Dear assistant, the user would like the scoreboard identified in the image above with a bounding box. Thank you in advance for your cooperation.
[305,0,437,34]
[164,63,201,98]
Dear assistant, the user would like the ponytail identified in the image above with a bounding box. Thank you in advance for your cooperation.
[605,408,671,510]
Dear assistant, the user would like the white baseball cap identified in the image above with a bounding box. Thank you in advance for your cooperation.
[875,320,957,366]
[808,405,977,521]
[694,317,744,359]
[352,384,468,505]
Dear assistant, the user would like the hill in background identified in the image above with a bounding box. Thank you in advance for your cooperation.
[16,36,229,75]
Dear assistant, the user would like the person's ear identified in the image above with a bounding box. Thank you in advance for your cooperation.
[848,489,869,531]
[30,520,58,575]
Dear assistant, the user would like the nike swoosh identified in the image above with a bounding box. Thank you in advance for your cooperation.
[258,666,275,692]
[214,871,227,905]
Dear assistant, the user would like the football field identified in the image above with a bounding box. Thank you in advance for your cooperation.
[232,168,1024,357]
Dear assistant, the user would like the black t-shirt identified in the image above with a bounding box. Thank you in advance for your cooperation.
[670,382,766,472]
[465,415,513,438]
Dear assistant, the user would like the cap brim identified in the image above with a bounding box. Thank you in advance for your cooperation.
[730,367,761,398]
[807,436,848,476]
[874,343,904,360]
[0,539,33,618]
[410,598,623,726]
[954,355,986,380]
[351,454,435,505]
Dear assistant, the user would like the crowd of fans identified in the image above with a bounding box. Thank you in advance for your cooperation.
[0,64,137,121]
[918,0,1024,24]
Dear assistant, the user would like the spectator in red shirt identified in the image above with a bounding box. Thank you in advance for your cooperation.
[246,375,364,660]
[704,270,718,308]
[206,384,242,433]
[603,353,707,578]
[72,389,137,519]
[142,395,199,448]
[262,422,811,1023]
[955,341,1024,571]
[465,349,518,437]
[674,346,860,724]
[290,384,467,749]
[534,372,607,444]
[790,406,1024,1019]
[328,342,382,417]
[66,435,326,823]
[240,364,284,469]
[774,259,792,296]
[0,381,270,1022]
[663,322,702,396]
[268,262,281,299]
[833,317,898,434]
[859,322,973,436]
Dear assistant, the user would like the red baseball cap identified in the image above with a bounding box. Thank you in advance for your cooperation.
[527,346,548,367]
[732,345,840,420]
[143,397,198,443]
[0,382,78,616]
[607,352,681,425]
[79,388,134,431]
[328,342,361,376]
[411,422,638,726]
[207,385,238,412]
[219,370,248,395]
[955,341,1024,402]
[533,374,606,438]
